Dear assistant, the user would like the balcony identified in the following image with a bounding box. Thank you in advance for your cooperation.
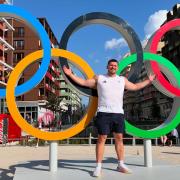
[46,71,54,82]
[4,0,13,5]
[60,84,69,89]
[49,63,60,76]
[0,18,14,31]
[0,59,13,70]
[0,37,14,50]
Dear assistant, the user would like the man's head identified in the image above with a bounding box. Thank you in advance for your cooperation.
[107,59,118,76]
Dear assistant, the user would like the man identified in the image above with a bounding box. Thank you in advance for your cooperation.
[63,59,155,177]
[26,114,32,124]
[168,128,179,146]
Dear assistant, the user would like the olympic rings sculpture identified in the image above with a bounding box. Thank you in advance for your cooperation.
[1,4,179,140]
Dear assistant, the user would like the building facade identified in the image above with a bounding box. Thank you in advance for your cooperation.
[161,4,180,69]
[0,0,14,114]
[59,73,82,127]
[3,16,83,129]
[5,17,60,123]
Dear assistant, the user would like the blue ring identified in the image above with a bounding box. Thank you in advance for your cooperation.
[0,4,51,97]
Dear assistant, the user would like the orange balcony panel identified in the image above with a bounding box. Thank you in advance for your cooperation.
[0,45,4,51]
[54,81,60,87]
[46,71,53,81]
[0,23,3,29]
[56,90,59,96]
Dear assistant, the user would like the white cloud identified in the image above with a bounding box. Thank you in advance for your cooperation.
[105,38,127,50]
[141,38,149,48]
[144,10,168,39]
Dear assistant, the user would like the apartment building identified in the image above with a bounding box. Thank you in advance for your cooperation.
[5,17,60,123]
[0,0,14,114]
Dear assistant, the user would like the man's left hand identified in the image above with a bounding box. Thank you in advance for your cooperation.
[149,74,156,82]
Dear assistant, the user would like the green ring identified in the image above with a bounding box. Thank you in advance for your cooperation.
[117,52,180,138]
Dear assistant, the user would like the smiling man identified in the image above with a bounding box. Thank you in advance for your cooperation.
[63,59,155,177]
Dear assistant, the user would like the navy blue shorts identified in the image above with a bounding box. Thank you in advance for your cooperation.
[94,112,125,135]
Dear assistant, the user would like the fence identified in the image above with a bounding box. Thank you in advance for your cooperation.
[1,135,180,147]
[60,136,160,146]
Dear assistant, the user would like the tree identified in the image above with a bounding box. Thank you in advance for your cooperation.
[43,95,68,130]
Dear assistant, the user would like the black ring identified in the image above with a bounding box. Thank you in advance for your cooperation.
[59,12,143,96]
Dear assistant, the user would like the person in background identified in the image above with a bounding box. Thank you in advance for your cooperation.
[160,135,168,146]
[26,114,33,124]
[168,128,179,146]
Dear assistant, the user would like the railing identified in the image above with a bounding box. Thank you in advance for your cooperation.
[60,136,160,146]
[1,135,180,147]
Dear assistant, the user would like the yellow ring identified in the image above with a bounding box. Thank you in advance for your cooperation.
[6,48,98,140]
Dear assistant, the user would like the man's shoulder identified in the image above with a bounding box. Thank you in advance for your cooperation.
[118,75,125,78]
[118,75,125,80]
[92,75,99,83]
[93,74,103,80]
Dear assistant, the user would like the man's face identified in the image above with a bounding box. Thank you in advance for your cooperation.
[107,62,118,75]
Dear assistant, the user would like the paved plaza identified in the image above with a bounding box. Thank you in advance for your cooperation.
[0,145,180,180]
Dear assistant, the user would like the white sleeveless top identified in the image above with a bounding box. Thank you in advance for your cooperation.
[97,74,125,114]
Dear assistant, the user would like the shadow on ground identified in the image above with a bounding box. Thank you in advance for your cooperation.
[162,152,180,155]
[0,157,144,179]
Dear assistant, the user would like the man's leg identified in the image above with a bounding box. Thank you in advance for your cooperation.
[96,134,107,162]
[114,133,132,173]
[160,136,164,145]
[93,134,107,177]
[114,133,124,161]
[164,136,167,145]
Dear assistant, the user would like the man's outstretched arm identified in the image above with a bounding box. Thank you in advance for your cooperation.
[124,74,155,91]
[63,65,97,88]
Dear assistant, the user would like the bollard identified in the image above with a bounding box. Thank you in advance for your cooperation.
[111,138,113,145]
[89,133,92,145]
[155,138,158,146]
[132,137,136,146]
[49,141,58,172]
[144,139,152,167]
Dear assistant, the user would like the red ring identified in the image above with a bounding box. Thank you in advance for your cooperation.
[150,19,180,96]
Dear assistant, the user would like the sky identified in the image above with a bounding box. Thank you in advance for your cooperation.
[13,0,179,76]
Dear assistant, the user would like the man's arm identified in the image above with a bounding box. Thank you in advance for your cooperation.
[124,74,155,91]
[63,65,97,88]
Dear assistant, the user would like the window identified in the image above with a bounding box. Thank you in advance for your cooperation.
[13,53,24,63]
[32,107,37,111]
[14,27,24,37]
[19,107,25,111]
[26,107,31,111]
[13,40,24,50]
[0,29,3,38]
[39,88,45,96]
[18,78,24,85]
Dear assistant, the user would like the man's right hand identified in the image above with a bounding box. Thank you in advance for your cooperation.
[63,65,72,76]
[63,65,97,88]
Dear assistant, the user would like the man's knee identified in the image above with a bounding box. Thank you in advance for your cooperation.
[114,133,123,143]
[98,135,107,144]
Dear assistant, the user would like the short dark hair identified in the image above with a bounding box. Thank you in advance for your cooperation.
[107,59,118,65]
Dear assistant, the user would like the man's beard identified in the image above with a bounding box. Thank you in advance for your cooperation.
[108,69,116,75]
